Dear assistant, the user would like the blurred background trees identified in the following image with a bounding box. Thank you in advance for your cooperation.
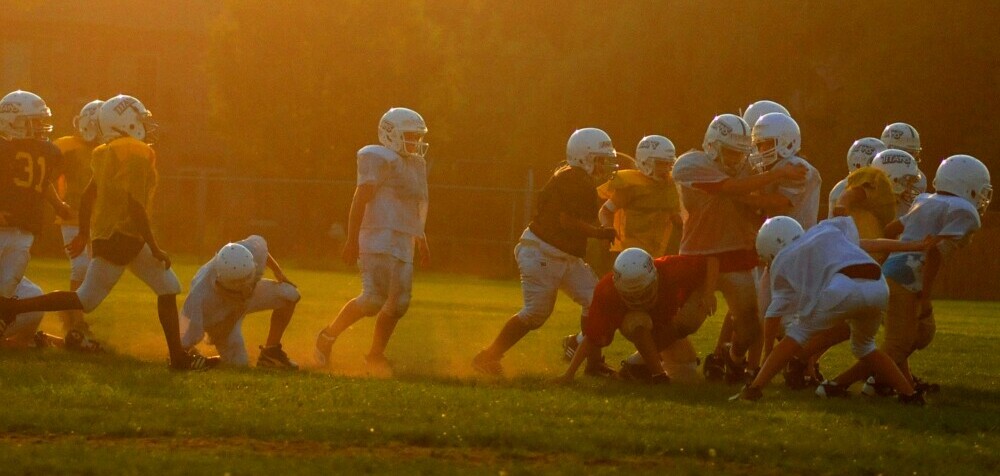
[3,0,999,290]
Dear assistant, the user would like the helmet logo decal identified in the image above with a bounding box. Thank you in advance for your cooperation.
[114,97,137,115]
[0,103,20,114]
[882,155,912,165]
[890,130,904,140]
[714,121,733,137]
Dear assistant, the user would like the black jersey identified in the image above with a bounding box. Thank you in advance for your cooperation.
[0,138,63,234]
[527,165,602,258]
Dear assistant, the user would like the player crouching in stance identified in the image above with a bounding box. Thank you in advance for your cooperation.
[863,155,991,396]
[562,135,685,368]
[732,216,929,404]
[0,95,213,370]
[180,237,299,369]
[473,128,617,377]
[555,248,718,384]
[314,108,430,372]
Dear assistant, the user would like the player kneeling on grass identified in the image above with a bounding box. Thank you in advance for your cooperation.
[555,248,718,384]
[180,236,299,369]
[732,216,929,404]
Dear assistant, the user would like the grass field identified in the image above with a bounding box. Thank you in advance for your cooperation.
[1,258,998,475]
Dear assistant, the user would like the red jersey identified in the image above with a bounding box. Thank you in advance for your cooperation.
[584,255,708,347]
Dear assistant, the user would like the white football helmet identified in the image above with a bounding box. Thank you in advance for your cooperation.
[703,113,752,173]
[635,135,676,179]
[99,95,157,143]
[846,137,887,172]
[214,243,257,296]
[934,155,992,215]
[750,112,801,172]
[742,100,790,132]
[73,100,104,143]
[880,122,921,159]
[756,216,804,264]
[378,107,428,159]
[0,90,53,140]
[567,127,617,178]
[613,248,658,309]
[871,149,921,205]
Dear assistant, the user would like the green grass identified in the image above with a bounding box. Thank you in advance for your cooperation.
[1,258,998,475]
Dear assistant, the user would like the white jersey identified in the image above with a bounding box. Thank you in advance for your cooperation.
[764,155,821,229]
[767,217,876,320]
[182,235,269,331]
[356,145,429,262]
[828,178,848,219]
[672,151,758,255]
[882,193,980,292]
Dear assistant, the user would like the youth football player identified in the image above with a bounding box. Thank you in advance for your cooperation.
[314,107,430,373]
[472,128,617,377]
[181,236,299,368]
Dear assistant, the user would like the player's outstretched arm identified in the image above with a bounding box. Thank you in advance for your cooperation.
[554,336,594,384]
[342,184,376,265]
[128,196,169,269]
[266,253,295,287]
[598,200,616,227]
[43,183,73,220]
[859,235,939,254]
[66,180,96,258]
[559,212,616,241]
[696,163,807,196]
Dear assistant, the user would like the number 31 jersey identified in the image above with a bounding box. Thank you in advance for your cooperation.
[0,138,63,234]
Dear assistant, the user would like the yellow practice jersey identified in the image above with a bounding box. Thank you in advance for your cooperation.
[53,135,95,225]
[90,137,158,241]
[597,169,680,256]
[845,167,897,262]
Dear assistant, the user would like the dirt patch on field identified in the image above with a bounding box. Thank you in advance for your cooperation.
[0,432,773,474]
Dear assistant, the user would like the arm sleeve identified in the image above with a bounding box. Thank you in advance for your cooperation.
[939,207,981,238]
[765,272,796,319]
[672,158,728,188]
[356,152,388,186]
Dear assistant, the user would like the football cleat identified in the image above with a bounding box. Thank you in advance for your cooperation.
[650,373,671,385]
[472,350,504,376]
[730,384,764,402]
[912,375,941,394]
[703,352,727,382]
[32,331,59,349]
[584,357,617,379]
[64,330,103,353]
[897,388,927,406]
[171,349,221,371]
[561,334,579,361]
[723,352,750,385]
[314,328,336,366]
[861,376,897,397]
[782,356,809,390]
[815,380,851,398]
[257,344,299,370]
[618,360,652,382]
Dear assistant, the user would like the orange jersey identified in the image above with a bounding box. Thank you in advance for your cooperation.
[53,135,95,225]
[597,169,680,255]
[89,137,158,241]
[844,167,897,262]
